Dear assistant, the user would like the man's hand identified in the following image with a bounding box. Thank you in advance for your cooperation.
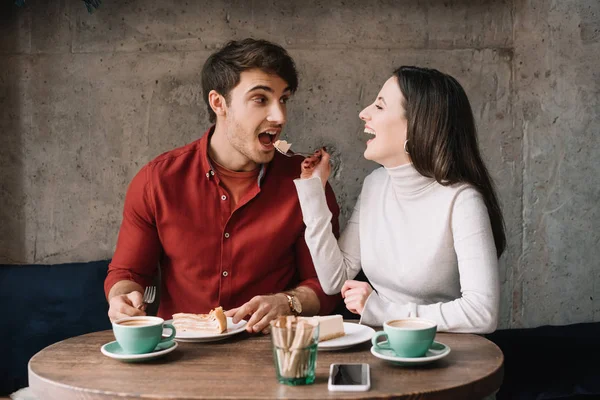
[300,148,330,188]
[341,280,373,315]
[225,294,289,334]
[108,291,146,321]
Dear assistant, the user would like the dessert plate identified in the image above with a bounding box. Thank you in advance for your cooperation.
[318,322,376,351]
[163,317,247,342]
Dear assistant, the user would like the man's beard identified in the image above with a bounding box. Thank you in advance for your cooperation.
[227,118,275,166]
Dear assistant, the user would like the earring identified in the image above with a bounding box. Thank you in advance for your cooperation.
[404,140,409,154]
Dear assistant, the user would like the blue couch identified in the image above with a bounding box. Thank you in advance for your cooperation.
[486,322,600,399]
[0,261,112,395]
[0,261,598,399]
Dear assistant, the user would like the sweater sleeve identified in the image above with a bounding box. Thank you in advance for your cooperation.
[360,188,500,333]
[293,177,362,295]
[292,181,343,315]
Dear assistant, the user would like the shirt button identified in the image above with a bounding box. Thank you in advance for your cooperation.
[222,271,229,277]
[221,195,227,201]
[224,232,230,238]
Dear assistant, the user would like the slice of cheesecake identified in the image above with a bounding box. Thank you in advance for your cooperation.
[172,306,227,334]
[274,139,292,154]
[317,315,345,342]
[300,315,345,342]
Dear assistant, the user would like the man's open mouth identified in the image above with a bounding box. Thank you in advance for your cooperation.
[258,130,279,147]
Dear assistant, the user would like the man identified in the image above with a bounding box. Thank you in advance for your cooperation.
[104,38,341,334]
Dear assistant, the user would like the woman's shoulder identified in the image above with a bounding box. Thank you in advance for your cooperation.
[358,167,387,192]
[364,167,387,183]
[443,183,487,210]
[443,181,479,194]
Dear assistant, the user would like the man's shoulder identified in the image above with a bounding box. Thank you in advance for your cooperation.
[145,138,204,171]
[268,151,303,179]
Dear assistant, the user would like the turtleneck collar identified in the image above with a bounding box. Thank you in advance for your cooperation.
[384,163,436,196]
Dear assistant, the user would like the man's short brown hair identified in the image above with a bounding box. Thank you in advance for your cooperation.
[201,38,299,123]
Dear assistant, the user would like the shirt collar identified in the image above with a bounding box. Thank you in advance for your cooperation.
[199,125,268,187]
[384,162,436,196]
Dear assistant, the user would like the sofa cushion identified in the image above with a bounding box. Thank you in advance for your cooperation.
[2,260,599,399]
[0,260,112,395]
[487,322,600,399]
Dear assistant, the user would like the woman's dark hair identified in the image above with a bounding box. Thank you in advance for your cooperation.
[201,38,298,123]
[395,66,506,258]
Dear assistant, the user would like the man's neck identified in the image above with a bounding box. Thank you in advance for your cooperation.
[208,124,258,172]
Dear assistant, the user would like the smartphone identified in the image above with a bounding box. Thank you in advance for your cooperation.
[328,363,371,392]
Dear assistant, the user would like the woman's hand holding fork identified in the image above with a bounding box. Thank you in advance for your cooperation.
[300,148,330,188]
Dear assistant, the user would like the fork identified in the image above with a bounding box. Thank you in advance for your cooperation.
[137,286,156,310]
[274,146,317,158]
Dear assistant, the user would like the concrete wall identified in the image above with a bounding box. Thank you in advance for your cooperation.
[0,0,597,329]
[512,0,600,327]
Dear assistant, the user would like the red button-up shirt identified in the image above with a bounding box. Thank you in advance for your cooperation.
[104,127,341,319]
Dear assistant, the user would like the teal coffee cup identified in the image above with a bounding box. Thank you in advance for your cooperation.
[371,318,437,358]
[112,316,176,354]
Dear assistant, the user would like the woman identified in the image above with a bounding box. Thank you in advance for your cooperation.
[294,66,506,333]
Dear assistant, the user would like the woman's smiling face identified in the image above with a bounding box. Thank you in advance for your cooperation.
[359,76,410,167]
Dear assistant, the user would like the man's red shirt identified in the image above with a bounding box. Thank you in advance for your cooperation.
[104,128,341,318]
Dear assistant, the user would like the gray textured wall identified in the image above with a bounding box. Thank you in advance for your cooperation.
[512,0,600,327]
[0,0,597,329]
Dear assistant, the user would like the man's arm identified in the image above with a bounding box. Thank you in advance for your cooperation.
[108,280,144,300]
[281,286,320,315]
[105,164,162,320]
[225,286,318,334]
[107,280,146,321]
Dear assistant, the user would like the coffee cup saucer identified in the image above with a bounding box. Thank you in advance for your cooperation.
[370,340,450,366]
[100,340,178,362]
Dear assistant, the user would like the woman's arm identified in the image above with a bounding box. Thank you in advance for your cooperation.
[294,176,362,295]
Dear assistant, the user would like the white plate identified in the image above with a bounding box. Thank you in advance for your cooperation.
[318,322,376,351]
[163,317,247,342]
[370,340,451,366]
[100,340,178,362]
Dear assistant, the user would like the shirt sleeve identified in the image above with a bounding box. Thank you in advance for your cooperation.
[360,188,500,333]
[293,177,362,296]
[104,164,162,298]
[293,181,343,315]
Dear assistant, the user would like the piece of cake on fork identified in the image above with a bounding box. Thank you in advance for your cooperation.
[172,306,227,334]
[274,139,292,154]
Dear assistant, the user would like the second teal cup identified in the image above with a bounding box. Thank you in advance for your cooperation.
[112,316,176,354]
[371,318,437,358]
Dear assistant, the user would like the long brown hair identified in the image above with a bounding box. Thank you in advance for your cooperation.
[395,66,506,258]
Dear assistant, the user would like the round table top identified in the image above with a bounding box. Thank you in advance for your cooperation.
[29,328,503,400]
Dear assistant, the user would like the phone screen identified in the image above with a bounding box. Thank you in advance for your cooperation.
[331,364,367,386]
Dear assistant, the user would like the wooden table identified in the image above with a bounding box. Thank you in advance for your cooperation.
[29,329,503,399]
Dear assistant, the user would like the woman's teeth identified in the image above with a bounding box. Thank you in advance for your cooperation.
[364,128,376,136]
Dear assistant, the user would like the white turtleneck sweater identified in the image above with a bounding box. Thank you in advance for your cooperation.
[294,164,499,333]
